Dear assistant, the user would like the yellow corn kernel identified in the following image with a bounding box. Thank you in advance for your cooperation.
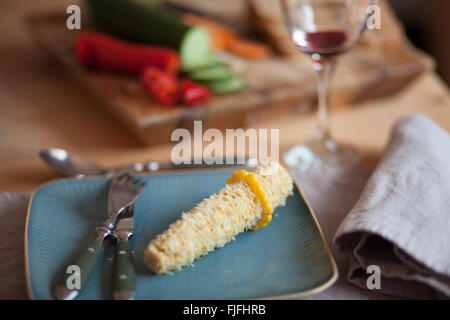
[227,169,274,230]
[262,215,272,224]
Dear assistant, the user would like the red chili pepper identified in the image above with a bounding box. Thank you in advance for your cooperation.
[181,80,211,106]
[75,32,180,75]
[141,67,180,105]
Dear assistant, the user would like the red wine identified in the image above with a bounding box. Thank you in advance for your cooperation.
[296,30,350,58]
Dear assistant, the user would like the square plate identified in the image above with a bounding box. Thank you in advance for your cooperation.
[25,169,337,299]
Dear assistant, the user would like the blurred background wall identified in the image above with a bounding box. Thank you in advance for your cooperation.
[388,0,450,85]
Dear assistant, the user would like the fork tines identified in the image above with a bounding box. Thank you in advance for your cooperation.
[113,172,146,191]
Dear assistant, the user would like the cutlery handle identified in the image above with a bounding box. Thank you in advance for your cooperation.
[112,240,136,300]
[54,238,104,300]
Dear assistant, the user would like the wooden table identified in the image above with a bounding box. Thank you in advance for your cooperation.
[1,0,450,192]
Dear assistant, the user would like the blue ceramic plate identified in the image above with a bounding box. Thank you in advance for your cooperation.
[25,169,337,300]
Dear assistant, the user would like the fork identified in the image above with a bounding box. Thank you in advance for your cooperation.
[54,172,146,300]
[101,171,146,233]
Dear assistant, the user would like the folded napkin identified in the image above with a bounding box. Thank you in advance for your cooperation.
[290,166,398,299]
[0,191,32,299]
[334,113,450,299]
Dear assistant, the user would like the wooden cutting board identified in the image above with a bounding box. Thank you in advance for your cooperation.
[26,1,433,146]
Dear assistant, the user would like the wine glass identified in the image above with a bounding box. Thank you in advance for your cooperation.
[280,0,378,170]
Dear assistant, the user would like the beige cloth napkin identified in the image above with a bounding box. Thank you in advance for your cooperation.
[333,113,450,299]
[291,166,397,299]
[0,191,31,299]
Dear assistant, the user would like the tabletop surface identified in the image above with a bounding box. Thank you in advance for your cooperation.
[1,0,450,192]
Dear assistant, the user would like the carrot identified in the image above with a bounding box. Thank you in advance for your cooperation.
[226,38,271,59]
[183,13,271,59]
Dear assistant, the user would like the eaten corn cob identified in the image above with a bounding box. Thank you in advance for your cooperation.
[144,161,294,274]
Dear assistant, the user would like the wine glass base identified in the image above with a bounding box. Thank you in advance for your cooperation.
[283,138,360,171]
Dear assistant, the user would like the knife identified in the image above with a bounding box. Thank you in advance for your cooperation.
[111,205,136,300]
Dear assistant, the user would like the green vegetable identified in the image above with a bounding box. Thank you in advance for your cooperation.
[87,0,212,69]
[209,77,246,94]
[179,28,212,70]
[182,57,222,73]
[189,66,234,83]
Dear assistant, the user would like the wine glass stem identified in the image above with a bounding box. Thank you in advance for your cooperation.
[313,59,336,144]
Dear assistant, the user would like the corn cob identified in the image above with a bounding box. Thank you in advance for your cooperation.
[144,161,294,274]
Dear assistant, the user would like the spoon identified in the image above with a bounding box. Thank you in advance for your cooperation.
[40,148,256,178]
